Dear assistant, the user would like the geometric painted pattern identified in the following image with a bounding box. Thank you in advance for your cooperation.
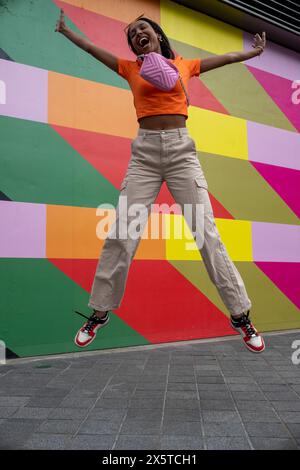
[0,0,299,357]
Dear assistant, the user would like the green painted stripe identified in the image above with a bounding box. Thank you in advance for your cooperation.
[170,260,300,331]
[0,259,149,357]
[199,152,300,225]
[0,0,129,90]
[0,116,119,208]
[171,39,297,133]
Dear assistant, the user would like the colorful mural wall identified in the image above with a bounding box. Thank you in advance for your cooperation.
[0,0,299,358]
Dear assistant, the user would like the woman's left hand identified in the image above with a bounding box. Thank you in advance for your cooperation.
[252,31,266,56]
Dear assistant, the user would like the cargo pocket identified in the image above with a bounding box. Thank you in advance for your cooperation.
[195,176,208,191]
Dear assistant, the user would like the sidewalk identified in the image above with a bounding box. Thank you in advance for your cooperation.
[0,330,300,450]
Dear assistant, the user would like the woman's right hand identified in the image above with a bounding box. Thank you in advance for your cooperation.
[55,8,66,33]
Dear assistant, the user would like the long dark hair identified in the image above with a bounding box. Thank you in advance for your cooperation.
[125,15,175,59]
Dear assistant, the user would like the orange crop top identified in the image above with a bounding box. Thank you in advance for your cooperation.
[117,55,201,121]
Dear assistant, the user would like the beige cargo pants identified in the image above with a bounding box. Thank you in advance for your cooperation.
[88,127,252,318]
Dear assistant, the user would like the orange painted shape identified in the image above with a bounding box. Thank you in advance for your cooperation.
[47,204,165,260]
[48,71,137,138]
[58,0,160,24]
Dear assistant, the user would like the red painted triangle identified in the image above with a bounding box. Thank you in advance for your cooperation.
[119,259,234,342]
[251,161,300,218]
[188,76,229,114]
[247,65,300,133]
[54,0,137,59]
[256,261,300,309]
[49,258,234,342]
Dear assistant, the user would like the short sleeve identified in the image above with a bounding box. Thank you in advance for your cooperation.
[185,58,201,78]
[117,57,133,80]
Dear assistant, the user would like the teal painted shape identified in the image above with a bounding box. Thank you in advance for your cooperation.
[0,116,119,208]
[0,259,150,357]
[0,0,129,90]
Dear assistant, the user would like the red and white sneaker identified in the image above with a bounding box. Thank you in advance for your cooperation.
[231,311,265,353]
[74,310,110,348]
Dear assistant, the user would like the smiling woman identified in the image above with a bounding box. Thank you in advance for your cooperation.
[55,8,266,354]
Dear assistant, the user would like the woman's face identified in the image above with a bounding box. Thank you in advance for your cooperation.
[128,20,162,55]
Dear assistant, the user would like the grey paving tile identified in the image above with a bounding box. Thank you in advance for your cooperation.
[196,384,228,391]
[0,418,44,449]
[200,400,236,411]
[115,435,161,450]
[239,410,281,423]
[271,401,300,411]
[235,400,273,411]
[94,398,132,409]
[206,437,251,450]
[0,407,18,418]
[38,419,82,434]
[286,423,300,438]
[161,436,204,450]
[120,419,161,435]
[67,434,115,450]
[163,409,201,422]
[58,396,97,408]
[0,396,30,407]
[0,387,40,397]
[48,408,89,420]
[203,422,246,437]
[227,383,261,392]
[264,391,299,401]
[88,408,127,421]
[78,419,121,435]
[277,412,300,423]
[195,370,222,377]
[166,391,198,400]
[196,376,225,384]
[244,422,291,438]
[161,421,202,436]
[33,387,71,398]
[202,410,241,423]
[25,396,65,408]
[164,398,199,410]
[199,391,232,400]
[166,383,197,391]
[250,438,298,450]
[22,434,71,449]
[168,375,195,383]
[10,407,52,420]
[259,384,292,392]
[224,377,256,384]
[231,391,267,401]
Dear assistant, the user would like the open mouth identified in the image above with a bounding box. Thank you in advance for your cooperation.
[139,37,150,48]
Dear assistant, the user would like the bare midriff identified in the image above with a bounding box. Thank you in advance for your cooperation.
[138,114,187,130]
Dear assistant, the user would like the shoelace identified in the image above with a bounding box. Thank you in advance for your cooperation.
[74,310,103,334]
[238,312,257,337]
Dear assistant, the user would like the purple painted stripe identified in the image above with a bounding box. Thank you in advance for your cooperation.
[0,201,46,258]
[247,121,300,170]
[243,32,300,82]
[252,222,300,262]
[0,59,47,122]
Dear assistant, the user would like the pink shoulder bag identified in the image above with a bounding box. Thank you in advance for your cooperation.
[137,52,190,106]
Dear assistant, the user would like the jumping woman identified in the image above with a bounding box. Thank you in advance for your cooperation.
[55,9,266,353]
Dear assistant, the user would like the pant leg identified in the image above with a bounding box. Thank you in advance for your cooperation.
[88,135,163,311]
[164,130,252,317]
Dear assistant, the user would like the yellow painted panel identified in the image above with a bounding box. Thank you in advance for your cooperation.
[187,106,248,160]
[61,0,160,24]
[161,0,243,54]
[165,214,252,261]
[48,71,138,139]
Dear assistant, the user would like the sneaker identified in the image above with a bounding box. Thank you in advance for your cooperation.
[74,310,110,348]
[231,310,265,353]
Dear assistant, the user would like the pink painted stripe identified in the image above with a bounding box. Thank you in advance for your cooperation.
[0,201,46,258]
[0,59,47,123]
[256,262,300,309]
[247,65,300,132]
[243,32,300,82]
[251,162,300,218]
[252,222,300,262]
[247,121,300,170]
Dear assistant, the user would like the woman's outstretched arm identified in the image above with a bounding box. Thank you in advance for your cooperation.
[200,32,266,74]
[55,8,118,73]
